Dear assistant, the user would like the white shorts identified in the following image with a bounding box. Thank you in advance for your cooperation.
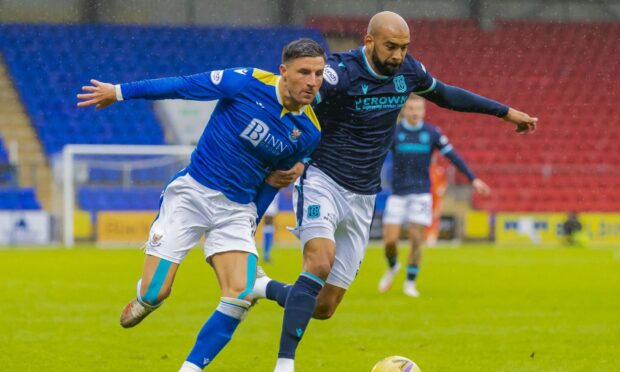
[383,193,433,227]
[145,171,258,264]
[293,166,376,289]
[264,193,280,217]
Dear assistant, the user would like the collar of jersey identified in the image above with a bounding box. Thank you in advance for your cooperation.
[276,77,306,117]
[401,119,424,131]
[361,47,389,81]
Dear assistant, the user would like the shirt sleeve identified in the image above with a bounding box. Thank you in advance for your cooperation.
[421,80,509,117]
[433,127,453,154]
[313,56,345,107]
[434,128,476,181]
[408,58,508,117]
[409,58,438,95]
[118,67,252,101]
[254,182,279,222]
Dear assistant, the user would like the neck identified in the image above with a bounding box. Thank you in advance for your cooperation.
[363,46,383,77]
[402,119,423,130]
[278,79,302,112]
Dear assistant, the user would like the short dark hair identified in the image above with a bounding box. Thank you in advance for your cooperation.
[282,38,326,63]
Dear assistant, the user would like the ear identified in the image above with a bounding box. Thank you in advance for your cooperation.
[363,33,374,49]
[279,63,287,77]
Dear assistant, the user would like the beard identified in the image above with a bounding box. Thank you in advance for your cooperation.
[371,47,402,76]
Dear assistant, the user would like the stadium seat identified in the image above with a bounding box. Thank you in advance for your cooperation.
[0,188,41,210]
[309,18,620,212]
[77,186,162,212]
[0,23,328,183]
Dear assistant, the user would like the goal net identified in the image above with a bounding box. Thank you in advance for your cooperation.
[59,145,194,247]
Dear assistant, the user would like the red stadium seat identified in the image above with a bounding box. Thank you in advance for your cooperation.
[308,18,620,212]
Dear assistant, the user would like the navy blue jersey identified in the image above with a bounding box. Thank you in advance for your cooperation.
[391,120,476,195]
[120,68,321,206]
[311,47,437,194]
[311,47,509,195]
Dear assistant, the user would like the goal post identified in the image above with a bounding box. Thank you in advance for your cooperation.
[61,144,194,247]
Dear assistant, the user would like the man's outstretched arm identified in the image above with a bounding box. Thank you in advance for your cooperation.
[419,80,538,134]
[77,69,249,110]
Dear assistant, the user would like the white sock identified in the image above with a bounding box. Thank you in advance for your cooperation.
[179,361,202,372]
[274,358,295,372]
[217,297,251,319]
[253,275,271,299]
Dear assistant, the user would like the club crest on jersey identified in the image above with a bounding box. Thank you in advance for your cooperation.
[289,127,302,142]
[393,75,407,93]
[307,205,321,219]
[419,132,430,144]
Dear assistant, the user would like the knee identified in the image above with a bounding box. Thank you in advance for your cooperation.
[313,301,336,320]
[305,259,332,280]
[410,234,424,248]
[222,282,253,301]
[304,249,334,279]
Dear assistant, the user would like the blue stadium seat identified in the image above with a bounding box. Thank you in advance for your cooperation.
[0,24,327,183]
[0,188,41,210]
[78,186,162,212]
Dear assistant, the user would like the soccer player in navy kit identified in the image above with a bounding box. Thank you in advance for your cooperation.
[379,95,491,297]
[252,12,537,372]
[77,39,325,371]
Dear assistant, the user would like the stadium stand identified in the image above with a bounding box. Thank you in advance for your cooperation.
[0,24,326,212]
[0,188,40,210]
[309,18,620,212]
[0,24,326,155]
[3,20,618,213]
[0,136,14,184]
[78,186,161,212]
[0,137,37,210]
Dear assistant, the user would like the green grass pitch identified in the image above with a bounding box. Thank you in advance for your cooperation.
[1,244,619,371]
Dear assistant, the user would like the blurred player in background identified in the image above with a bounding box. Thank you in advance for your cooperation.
[427,156,447,245]
[563,212,588,247]
[253,11,537,372]
[379,95,491,297]
[262,193,279,262]
[77,39,325,371]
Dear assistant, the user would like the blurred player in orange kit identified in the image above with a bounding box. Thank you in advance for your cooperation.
[427,156,447,246]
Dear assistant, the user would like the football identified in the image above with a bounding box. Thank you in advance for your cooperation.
[372,356,421,372]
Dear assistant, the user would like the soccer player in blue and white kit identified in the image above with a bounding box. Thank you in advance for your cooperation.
[76,39,325,371]
[379,94,491,297]
[252,12,538,372]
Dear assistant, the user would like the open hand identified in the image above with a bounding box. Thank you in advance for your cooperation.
[472,178,491,196]
[77,79,117,110]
